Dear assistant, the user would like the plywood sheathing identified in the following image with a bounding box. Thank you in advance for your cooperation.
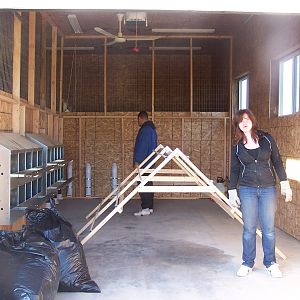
[276,199,299,239]
[83,118,96,194]
[63,117,80,196]
[273,119,300,239]
[94,118,123,196]
[0,101,12,131]
[63,112,229,199]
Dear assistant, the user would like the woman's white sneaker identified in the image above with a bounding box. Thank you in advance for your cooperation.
[237,265,253,277]
[266,263,282,278]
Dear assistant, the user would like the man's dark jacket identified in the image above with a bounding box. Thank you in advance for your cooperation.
[133,120,158,165]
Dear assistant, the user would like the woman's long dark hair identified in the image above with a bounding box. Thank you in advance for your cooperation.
[233,109,259,144]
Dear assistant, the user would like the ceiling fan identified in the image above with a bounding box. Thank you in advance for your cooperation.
[94,13,126,45]
[94,13,160,46]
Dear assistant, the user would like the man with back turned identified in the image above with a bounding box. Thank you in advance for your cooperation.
[133,111,158,216]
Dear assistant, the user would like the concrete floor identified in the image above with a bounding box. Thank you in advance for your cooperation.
[56,198,300,300]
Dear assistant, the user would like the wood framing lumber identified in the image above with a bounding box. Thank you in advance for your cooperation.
[139,176,198,182]
[172,156,236,218]
[140,169,186,174]
[77,145,287,260]
[138,186,215,193]
[80,145,177,244]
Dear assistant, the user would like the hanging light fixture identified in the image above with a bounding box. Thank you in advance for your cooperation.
[132,18,140,53]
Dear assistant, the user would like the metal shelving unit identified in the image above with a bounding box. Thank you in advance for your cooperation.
[26,133,67,196]
[0,133,70,226]
[0,132,43,225]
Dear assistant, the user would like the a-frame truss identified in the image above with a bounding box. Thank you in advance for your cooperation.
[77,144,286,260]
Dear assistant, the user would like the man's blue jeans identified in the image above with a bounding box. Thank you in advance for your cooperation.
[239,185,277,268]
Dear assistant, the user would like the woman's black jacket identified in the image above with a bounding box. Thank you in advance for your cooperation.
[228,131,287,190]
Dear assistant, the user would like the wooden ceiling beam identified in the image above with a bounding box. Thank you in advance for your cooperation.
[64,34,232,40]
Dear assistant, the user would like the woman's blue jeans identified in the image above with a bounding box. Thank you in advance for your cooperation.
[239,185,277,268]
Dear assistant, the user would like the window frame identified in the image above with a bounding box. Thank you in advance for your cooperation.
[278,51,300,116]
[238,75,249,110]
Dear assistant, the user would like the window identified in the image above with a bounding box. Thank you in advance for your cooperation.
[278,53,300,116]
[238,76,249,109]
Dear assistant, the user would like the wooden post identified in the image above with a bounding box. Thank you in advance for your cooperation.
[48,114,54,138]
[19,105,26,136]
[151,40,155,121]
[190,38,193,115]
[79,117,82,196]
[228,37,233,175]
[223,118,227,179]
[32,109,40,133]
[103,39,107,115]
[58,117,64,143]
[181,118,184,151]
[12,105,20,133]
[59,37,64,114]
[51,26,57,114]
[12,12,21,134]
[28,11,36,106]
[121,117,125,181]
[53,115,59,141]
[40,16,47,110]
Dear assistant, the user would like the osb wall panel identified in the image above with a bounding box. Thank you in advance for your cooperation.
[232,15,300,239]
[0,100,12,131]
[82,118,96,195]
[94,141,122,196]
[63,118,80,196]
[270,122,300,240]
[63,113,229,201]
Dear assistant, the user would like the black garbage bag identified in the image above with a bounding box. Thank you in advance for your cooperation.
[26,202,100,293]
[0,228,60,300]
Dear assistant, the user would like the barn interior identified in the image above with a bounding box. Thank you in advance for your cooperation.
[0,2,300,299]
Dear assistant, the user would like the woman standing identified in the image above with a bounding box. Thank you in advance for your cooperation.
[228,109,292,277]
